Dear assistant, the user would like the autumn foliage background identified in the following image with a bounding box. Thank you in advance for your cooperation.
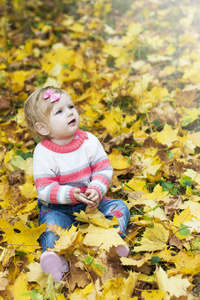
[1,0,200,299]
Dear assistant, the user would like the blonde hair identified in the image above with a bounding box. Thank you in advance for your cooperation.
[24,86,68,140]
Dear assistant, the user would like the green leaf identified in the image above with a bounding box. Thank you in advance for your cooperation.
[192,238,200,248]
[162,181,174,191]
[94,263,106,270]
[152,203,165,211]
[84,254,94,265]
[16,150,33,159]
[182,118,193,127]
[151,256,161,266]
[167,150,174,159]
[179,176,193,187]
[144,213,150,220]
[179,223,190,236]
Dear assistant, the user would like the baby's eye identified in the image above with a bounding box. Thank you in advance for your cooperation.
[69,104,74,109]
[56,109,62,115]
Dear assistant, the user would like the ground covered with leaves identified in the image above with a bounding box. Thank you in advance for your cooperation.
[1,0,200,299]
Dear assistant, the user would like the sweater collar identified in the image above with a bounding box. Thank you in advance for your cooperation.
[41,129,88,153]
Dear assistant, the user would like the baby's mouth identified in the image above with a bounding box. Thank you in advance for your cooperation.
[68,118,76,125]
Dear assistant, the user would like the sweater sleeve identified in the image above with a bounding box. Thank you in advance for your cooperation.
[33,144,79,205]
[85,133,113,200]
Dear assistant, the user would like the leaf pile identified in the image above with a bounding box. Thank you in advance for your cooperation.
[1,0,200,299]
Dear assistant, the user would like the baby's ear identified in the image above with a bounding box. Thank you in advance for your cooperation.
[34,122,50,136]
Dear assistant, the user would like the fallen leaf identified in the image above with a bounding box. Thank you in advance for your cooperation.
[82,224,126,251]
[156,266,192,298]
[0,271,9,291]
[134,223,169,252]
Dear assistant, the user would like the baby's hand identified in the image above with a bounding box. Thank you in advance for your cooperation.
[85,188,100,209]
[73,188,96,206]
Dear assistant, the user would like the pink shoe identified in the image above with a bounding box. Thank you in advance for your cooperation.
[40,251,69,281]
[116,244,129,257]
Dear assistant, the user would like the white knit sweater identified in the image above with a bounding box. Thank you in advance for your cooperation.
[33,129,113,205]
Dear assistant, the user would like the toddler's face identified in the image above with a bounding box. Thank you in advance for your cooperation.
[47,93,80,145]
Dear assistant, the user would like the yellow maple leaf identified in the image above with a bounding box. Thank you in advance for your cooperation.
[130,74,153,98]
[100,107,123,135]
[126,22,143,36]
[75,52,85,69]
[173,250,200,275]
[27,262,48,289]
[141,290,166,300]
[143,184,168,201]
[188,131,200,147]
[49,63,63,77]
[103,43,122,58]
[0,219,46,252]
[68,282,95,300]
[41,47,75,72]
[179,107,200,124]
[180,199,200,220]
[155,123,179,146]
[142,156,163,176]
[56,294,66,300]
[10,40,33,63]
[102,271,139,299]
[150,86,169,100]
[156,266,191,298]
[120,252,152,268]
[6,155,25,172]
[82,224,126,251]
[142,200,168,221]
[108,149,130,170]
[68,23,84,33]
[134,223,169,252]
[159,65,175,77]
[183,169,200,185]
[124,178,148,193]
[18,201,37,221]
[10,70,29,93]
[172,206,192,240]
[0,182,11,208]
[19,182,37,199]
[10,273,30,300]
[173,206,192,228]
[74,208,118,229]
[24,157,34,182]
[182,61,200,84]
[53,225,81,254]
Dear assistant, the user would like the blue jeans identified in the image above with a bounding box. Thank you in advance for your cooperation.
[38,198,130,251]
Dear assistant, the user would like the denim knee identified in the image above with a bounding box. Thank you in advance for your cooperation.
[99,198,130,237]
[40,230,60,251]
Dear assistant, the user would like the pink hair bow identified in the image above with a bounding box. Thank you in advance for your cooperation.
[43,89,60,103]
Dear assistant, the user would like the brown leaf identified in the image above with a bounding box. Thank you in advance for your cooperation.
[0,96,11,112]
[103,132,134,153]
[7,170,25,185]
[0,271,9,291]
[176,89,198,108]
[98,249,127,284]
[68,254,90,291]
[47,224,65,236]
[164,196,182,216]
[169,233,183,250]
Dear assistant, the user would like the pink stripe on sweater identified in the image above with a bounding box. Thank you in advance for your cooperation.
[91,158,111,172]
[49,185,59,204]
[35,177,56,189]
[58,166,91,184]
[92,174,110,188]
[35,166,91,188]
